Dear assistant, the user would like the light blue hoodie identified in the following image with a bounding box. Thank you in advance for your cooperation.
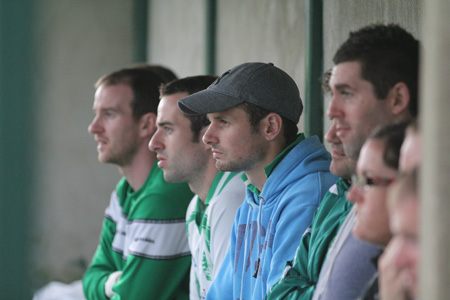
[205,134,337,300]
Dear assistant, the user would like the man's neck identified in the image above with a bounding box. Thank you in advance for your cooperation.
[244,166,268,192]
[189,159,218,203]
[245,139,286,192]
[119,148,157,191]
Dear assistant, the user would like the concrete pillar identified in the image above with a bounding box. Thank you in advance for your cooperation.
[420,0,450,299]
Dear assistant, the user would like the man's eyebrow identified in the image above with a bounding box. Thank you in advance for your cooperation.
[94,107,119,112]
[157,121,173,127]
[210,112,229,119]
[333,83,352,90]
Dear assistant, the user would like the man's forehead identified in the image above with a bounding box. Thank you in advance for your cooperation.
[208,105,244,118]
[330,61,363,84]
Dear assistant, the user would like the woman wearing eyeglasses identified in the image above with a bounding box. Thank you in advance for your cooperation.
[346,121,409,300]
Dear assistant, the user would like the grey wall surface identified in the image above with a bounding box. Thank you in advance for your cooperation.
[148,0,206,78]
[216,0,307,130]
[31,1,134,287]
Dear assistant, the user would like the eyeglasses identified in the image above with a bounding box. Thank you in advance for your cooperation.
[351,174,396,191]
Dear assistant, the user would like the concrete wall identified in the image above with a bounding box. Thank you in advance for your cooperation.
[31,1,134,287]
[148,0,206,78]
[217,0,307,130]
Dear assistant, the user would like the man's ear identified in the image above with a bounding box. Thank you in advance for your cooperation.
[389,82,411,116]
[262,113,283,141]
[139,112,157,138]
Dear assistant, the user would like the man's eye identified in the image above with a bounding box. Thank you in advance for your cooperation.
[340,90,352,97]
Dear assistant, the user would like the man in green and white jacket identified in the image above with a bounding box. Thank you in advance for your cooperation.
[149,76,246,300]
[84,65,194,299]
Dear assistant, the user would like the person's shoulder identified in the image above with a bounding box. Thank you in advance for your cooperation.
[211,172,246,202]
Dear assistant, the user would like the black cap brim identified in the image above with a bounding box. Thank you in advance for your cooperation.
[178,89,244,115]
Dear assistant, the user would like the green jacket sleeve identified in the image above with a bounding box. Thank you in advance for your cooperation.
[111,254,190,300]
[267,179,352,300]
[267,227,315,300]
[83,217,118,300]
[83,214,191,300]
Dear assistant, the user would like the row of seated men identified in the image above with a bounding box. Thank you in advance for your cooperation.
[34,23,421,300]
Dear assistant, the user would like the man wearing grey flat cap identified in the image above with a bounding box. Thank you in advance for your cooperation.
[178,62,337,300]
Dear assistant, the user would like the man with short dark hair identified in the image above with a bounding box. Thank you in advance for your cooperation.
[149,75,246,299]
[179,62,337,300]
[311,24,419,300]
[83,65,194,300]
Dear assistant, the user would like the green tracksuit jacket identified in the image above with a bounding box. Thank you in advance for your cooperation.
[83,163,194,300]
[267,178,351,300]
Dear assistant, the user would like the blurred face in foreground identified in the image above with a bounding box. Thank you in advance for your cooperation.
[390,194,419,298]
[347,138,397,246]
[399,127,421,172]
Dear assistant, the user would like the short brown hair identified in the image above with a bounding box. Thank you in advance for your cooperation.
[95,64,176,120]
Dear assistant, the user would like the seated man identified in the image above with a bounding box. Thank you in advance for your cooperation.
[179,62,337,300]
[149,75,246,299]
[267,120,354,299]
[83,65,194,300]
[312,23,419,300]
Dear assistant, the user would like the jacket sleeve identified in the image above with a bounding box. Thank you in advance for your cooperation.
[83,215,117,300]
[267,228,315,300]
[83,190,124,300]
[83,212,191,300]
[111,253,191,300]
[267,182,352,300]
[266,202,318,295]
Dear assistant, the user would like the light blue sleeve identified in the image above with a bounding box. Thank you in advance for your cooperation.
[267,203,318,291]
[266,172,335,291]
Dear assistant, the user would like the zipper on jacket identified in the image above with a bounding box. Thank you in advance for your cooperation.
[253,195,265,278]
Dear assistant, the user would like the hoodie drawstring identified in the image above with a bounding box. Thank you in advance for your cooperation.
[240,204,253,300]
[252,195,264,278]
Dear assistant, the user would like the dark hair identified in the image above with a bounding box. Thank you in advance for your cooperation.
[321,69,332,94]
[333,24,419,118]
[146,65,178,82]
[95,64,176,120]
[241,102,298,146]
[369,121,409,170]
[160,75,217,142]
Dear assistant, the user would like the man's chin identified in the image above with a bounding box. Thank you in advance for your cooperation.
[163,172,180,183]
